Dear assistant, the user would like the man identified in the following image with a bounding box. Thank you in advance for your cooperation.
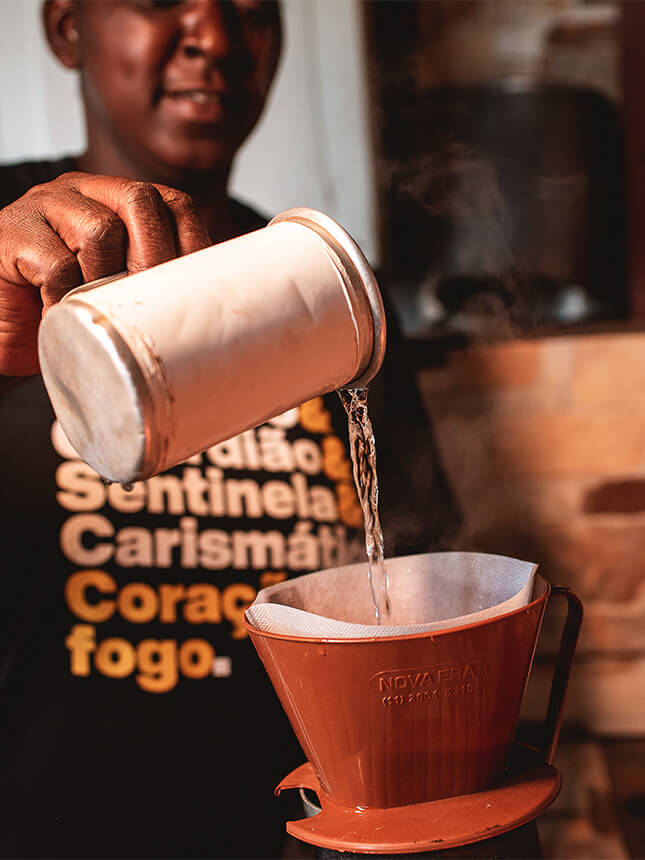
[0,2,459,857]
[0,0,280,375]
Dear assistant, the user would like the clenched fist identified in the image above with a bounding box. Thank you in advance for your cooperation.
[0,172,211,376]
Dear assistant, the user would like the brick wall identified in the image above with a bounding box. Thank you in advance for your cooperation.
[418,328,645,734]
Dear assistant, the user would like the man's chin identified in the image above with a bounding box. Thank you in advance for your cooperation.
[149,142,238,186]
[146,111,261,183]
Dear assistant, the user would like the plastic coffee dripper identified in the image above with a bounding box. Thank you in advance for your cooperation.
[244,552,582,854]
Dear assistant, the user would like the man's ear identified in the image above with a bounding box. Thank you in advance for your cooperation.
[43,0,81,70]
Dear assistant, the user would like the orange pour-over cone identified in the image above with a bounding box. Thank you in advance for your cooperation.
[244,556,582,853]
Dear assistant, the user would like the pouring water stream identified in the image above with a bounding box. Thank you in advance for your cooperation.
[339,387,391,624]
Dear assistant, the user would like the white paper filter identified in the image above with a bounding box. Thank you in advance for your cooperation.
[245,552,538,638]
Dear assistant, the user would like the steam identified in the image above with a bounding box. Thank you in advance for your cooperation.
[380,141,560,340]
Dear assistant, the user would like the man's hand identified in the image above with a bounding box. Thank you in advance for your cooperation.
[0,172,211,376]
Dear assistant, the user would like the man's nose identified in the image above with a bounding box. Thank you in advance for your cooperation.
[179,1,244,63]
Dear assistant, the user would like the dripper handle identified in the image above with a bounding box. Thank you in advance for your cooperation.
[541,586,583,765]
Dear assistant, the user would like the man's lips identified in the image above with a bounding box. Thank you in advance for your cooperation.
[165,88,225,102]
[159,88,243,122]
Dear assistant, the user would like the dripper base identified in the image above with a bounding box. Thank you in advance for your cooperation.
[276,743,560,855]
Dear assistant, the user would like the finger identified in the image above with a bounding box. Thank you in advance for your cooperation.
[19,241,83,309]
[0,279,42,375]
[0,207,82,306]
[70,173,179,273]
[0,194,84,375]
[153,185,212,255]
[35,189,127,284]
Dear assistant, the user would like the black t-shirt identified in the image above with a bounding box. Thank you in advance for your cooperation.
[0,159,460,859]
[0,157,78,206]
